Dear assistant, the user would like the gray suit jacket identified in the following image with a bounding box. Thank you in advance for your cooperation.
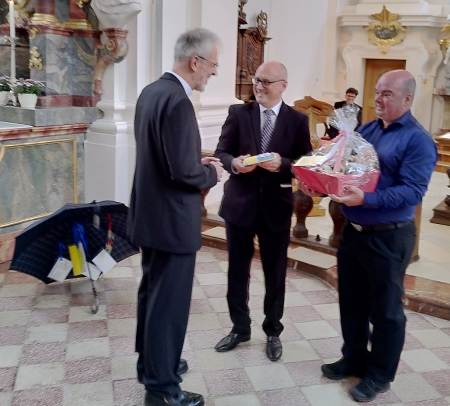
[128,73,217,253]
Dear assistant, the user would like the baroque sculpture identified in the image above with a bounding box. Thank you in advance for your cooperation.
[90,0,142,28]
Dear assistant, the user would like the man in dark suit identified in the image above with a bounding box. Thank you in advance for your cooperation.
[128,28,223,406]
[214,61,312,361]
[324,87,362,140]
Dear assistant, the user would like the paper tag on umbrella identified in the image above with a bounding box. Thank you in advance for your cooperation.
[68,244,83,276]
[92,249,117,275]
[82,262,102,281]
[48,258,73,283]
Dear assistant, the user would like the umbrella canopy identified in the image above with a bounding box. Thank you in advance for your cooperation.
[10,200,139,284]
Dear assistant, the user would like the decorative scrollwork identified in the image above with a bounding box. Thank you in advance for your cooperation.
[363,5,409,55]
[256,11,268,38]
[28,46,43,70]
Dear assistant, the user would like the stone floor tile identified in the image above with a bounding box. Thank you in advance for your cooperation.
[196,273,227,286]
[234,344,276,368]
[196,251,218,263]
[113,379,145,406]
[309,337,344,359]
[294,320,339,340]
[195,261,224,274]
[196,348,242,371]
[65,358,111,384]
[248,281,265,296]
[401,349,450,372]
[104,290,137,305]
[284,306,323,323]
[180,350,200,373]
[102,266,134,279]
[302,290,338,305]
[202,284,228,298]
[281,340,321,363]
[312,303,340,320]
[0,310,31,327]
[431,347,450,364]
[422,370,450,397]
[25,323,68,343]
[279,322,304,342]
[186,329,231,351]
[0,367,17,391]
[68,305,107,323]
[111,354,138,380]
[245,364,296,391]
[257,387,310,406]
[0,392,12,406]
[20,342,66,365]
[285,360,329,387]
[106,304,137,319]
[107,318,136,337]
[69,292,105,307]
[302,383,357,406]
[403,331,426,350]
[0,283,37,297]
[391,373,441,403]
[4,272,37,284]
[190,299,214,314]
[36,283,71,295]
[187,313,222,331]
[208,297,228,313]
[66,337,110,361]
[29,308,69,325]
[109,335,136,357]
[14,362,65,390]
[11,386,63,406]
[68,320,108,341]
[406,313,441,330]
[69,279,105,294]
[203,368,253,396]
[409,329,450,348]
[214,393,262,406]
[191,286,207,300]
[284,292,310,307]
[0,326,27,346]
[180,372,209,397]
[103,277,137,291]
[33,294,70,309]
[0,297,33,311]
[63,381,114,406]
[289,277,329,292]
[404,400,450,406]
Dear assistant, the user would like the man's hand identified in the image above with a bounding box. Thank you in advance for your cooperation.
[258,152,281,172]
[202,156,221,166]
[329,185,364,206]
[297,181,325,197]
[232,154,257,174]
[210,161,224,181]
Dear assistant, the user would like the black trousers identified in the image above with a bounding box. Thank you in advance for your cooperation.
[337,221,416,383]
[135,247,196,397]
[225,211,291,337]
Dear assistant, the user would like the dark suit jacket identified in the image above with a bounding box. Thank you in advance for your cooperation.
[215,101,312,232]
[326,100,362,139]
[128,73,218,254]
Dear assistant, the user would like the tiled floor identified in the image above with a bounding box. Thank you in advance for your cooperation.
[1,171,450,405]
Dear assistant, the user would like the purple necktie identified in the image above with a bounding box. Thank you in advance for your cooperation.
[261,109,274,153]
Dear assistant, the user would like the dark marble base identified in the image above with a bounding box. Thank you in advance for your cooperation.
[0,106,99,126]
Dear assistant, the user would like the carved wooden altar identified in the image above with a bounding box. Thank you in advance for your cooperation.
[236,10,270,102]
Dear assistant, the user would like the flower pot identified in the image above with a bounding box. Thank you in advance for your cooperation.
[18,93,38,109]
[0,91,9,106]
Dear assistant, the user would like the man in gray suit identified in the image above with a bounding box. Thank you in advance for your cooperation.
[128,28,223,406]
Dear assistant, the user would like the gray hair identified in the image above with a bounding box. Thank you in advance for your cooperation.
[403,76,416,98]
[174,28,222,63]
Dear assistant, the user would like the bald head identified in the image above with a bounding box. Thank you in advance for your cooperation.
[375,69,415,127]
[253,61,288,108]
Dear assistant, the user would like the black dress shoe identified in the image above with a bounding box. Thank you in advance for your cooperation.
[138,359,189,383]
[321,358,365,380]
[349,377,390,402]
[214,332,251,352]
[266,336,282,361]
[145,390,204,406]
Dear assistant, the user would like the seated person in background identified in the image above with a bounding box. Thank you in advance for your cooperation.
[323,87,362,140]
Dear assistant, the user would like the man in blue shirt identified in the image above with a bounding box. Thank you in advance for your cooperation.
[300,70,437,403]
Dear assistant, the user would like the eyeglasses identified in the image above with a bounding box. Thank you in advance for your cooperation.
[197,55,219,69]
[252,77,286,88]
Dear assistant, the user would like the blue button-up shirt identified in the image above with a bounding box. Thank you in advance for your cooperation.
[342,110,438,226]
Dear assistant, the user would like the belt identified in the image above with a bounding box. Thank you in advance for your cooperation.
[349,220,413,232]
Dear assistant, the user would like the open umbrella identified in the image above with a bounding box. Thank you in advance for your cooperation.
[10,200,139,313]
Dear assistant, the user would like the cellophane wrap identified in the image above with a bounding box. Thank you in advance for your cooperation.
[293,106,380,196]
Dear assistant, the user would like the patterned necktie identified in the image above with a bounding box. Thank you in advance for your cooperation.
[261,109,274,153]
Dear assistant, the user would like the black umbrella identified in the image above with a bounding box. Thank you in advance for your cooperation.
[10,200,139,313]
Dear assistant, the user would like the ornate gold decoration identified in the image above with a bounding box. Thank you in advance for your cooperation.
[4,0,29,10]
[77,0,90,8]
[363,5,409,54]
[0,138,78,228]
[64,18,92,30]
[29,26,38,39]
[28,46,43,69]
[30,13,61,26]
[439,25,450,63]
[238,0,248,25]
[256,11,268,38]
[422,78,428,84]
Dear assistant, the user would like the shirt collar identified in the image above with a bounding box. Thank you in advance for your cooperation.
[376,110,412,130]
[259,99,283,116]
[168,71,193,97]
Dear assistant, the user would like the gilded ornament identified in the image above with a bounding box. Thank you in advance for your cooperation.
[256,11,268,38]
[77,0,91,8]
[363,5,409,54]
[29,27,38,39]
[28,46,43,70]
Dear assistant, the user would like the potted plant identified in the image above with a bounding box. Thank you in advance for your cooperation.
[0,76,11,106]
[13,78,45,109]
